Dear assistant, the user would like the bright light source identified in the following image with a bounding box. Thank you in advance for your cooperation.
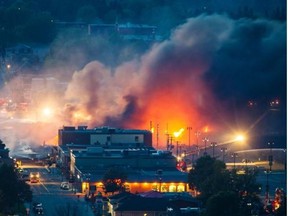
[42,107,52,116]
[235,135,245,142]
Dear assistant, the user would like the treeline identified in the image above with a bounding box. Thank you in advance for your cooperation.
[0,164,32,215]
[0,0,286,46]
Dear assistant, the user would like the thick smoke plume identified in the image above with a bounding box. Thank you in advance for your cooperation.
[64,14,286,147]
[1,14,285,150]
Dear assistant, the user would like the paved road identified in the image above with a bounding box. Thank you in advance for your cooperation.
[256,170,286,199]
[21,164,95,216]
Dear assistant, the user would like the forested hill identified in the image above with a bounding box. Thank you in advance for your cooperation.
[0,0,286,45]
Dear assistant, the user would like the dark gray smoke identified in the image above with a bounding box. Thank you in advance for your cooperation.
[64,14,285,147]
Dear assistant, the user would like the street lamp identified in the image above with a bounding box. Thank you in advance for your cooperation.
[187,127,192,148]
[265,142,274,205]
[221,147,227,162]
[232,152,238,170]
[211,142,217,158]
[173,128,184,157]
[195,130,200,147]
[176,141,179,158]
[203,137,209,155]
[268,142,274,172]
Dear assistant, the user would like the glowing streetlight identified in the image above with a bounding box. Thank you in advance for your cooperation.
[174,128,184,157]
[221,147,227,162]
[203,137,209,155]
[235,134,245,142]
[232,152,238,170]
[211,142,217,158]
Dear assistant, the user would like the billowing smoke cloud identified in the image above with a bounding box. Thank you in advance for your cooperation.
[63,14,286,147]
[1,14,285,150]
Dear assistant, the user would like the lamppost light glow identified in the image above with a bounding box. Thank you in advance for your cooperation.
[235,134,245,142]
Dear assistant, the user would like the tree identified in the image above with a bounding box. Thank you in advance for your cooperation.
[77,5,97,23]
[189,156,264,215]
[188,155,232,203]
[0,164,32,215]
[205,191,240,216]
[102,167,128,195]
[55,202,83,216]
[21,11,56,43]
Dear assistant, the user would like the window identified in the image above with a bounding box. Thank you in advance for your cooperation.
[135,136,139,142]
[169,185,177,192]
[177,185,185,192]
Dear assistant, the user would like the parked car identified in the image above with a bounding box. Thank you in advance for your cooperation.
[60,182,69,190]
[32,202,44,215]
[20,173,30,181]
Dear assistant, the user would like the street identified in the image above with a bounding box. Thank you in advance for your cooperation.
[21,163,95,216]
[256,170,286,200]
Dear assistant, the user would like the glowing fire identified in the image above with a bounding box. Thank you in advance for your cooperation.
[173,128,185,138]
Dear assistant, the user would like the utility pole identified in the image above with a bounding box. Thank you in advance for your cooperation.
[268,142,274,172]
[195,130,200,149]
[156,123,159,148]
[187,126,192,148]
[176,141,179,158]
[266,141,274,205]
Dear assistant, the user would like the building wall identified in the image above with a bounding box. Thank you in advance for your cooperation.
[82,181,188,195]
[71,153,177,171]
[125,182,187,193]
[114,211,166,216]
[90,134,144,146]
[58,127,90,145]
[58,126,153,147]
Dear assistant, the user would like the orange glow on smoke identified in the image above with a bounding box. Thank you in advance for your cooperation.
[124,85,216,148]
[203,126,209,133]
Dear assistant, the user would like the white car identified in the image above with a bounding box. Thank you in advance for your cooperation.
[60,182,69,190]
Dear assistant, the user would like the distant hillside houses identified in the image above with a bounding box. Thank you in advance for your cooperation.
[54,21,162,41]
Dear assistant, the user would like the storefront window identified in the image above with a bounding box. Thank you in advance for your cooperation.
[177,185,185,192]
[161,185,168,192]
[169,185,176,192]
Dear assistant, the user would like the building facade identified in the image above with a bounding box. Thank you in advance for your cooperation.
[58,126,152,147]
[69,148,189,195]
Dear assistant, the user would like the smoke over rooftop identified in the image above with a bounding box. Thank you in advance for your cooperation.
[61,14,286,147]
[1,14,286,149]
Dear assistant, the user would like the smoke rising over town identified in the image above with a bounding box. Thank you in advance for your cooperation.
[1,13,286,150]
[63,14,285,146]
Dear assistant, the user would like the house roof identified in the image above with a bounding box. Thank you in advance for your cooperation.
[108,191,137,200]
[139,190,164,198]
[77,168,188,183]
[114,196,168,212]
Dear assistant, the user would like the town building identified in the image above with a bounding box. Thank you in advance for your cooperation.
[69,147,189,195]
[58,126,152,147]
[106,191,200,216]
[57,126,153,170]
[56,126,192,196]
